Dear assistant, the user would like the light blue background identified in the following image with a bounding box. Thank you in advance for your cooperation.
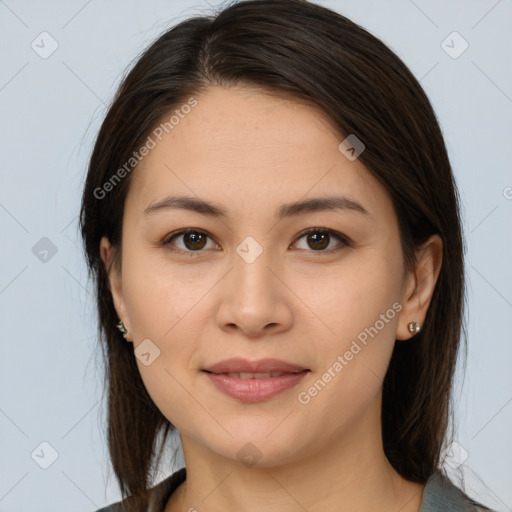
[1,0,511,510]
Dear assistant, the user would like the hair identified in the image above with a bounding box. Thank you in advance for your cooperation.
[79,0,466,508]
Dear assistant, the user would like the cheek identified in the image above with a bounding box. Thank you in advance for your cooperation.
[293,275,400,437]
[122,262,207,429]
[119,251,210,404]
[298,249,402,342]
[121,246,215,341]
[136,358,204,437]
[293,250,403,400]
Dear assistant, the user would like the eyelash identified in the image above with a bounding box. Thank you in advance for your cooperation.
[161,227,351,256]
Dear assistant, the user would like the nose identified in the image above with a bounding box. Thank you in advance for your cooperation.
[214,245,294,338]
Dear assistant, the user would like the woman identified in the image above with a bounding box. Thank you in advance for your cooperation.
[80,0,494,510]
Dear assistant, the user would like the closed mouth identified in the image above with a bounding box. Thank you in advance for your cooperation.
[203,370,307,379]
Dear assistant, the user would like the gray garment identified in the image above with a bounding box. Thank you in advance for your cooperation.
[95,467,493,512]
[420,471,492,512]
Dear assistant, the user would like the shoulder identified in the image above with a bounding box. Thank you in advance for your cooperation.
[420,470,495,512]
[94,467,187,512]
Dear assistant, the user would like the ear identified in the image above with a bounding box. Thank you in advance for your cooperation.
[100,236,132,341]
[396,234,443,340]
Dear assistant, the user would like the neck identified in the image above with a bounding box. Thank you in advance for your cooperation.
[165,395,426,512]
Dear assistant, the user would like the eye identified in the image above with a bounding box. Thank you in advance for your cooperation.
[292,228,350,253]
[162,229,219,254]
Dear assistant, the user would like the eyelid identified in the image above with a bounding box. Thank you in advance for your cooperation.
[292,227,351,251]
[162,228,219,252]
[162,227,351,254]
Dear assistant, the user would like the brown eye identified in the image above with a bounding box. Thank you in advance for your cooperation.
[181,231,207,250]
[163,229,217,253]
[293,228,349,252]
[306,231,330,250]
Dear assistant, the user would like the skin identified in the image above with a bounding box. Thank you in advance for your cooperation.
[100,85,443,512]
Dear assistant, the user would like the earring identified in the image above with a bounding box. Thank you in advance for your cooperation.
[116,320,130,341]
[408,322,421,334]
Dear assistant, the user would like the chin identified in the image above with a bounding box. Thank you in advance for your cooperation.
[198,426,309,469]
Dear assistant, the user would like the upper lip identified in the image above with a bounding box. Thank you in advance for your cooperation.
[203,358,309,374]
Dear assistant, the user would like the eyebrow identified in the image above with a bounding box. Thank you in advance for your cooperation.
[143,194,369,220]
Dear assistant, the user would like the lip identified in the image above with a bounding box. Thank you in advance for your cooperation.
[203,357,308,374]
[204,371,309,402]
[202,358,310,402]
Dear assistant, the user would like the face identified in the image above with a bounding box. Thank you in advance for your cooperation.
[101,85,439,468]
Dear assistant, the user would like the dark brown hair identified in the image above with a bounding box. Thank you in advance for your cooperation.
[79,0,466,507]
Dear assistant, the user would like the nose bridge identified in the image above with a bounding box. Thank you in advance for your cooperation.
[231,234,277,299]
[214,234,293,336]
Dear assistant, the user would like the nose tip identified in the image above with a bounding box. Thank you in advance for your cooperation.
[215,254,294,338]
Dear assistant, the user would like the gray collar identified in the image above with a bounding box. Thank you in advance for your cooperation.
[419,470,490,511]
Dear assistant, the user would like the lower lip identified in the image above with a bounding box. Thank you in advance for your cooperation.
[203,371,309,402]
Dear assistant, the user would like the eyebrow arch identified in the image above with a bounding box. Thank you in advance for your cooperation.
[143,194,369,220]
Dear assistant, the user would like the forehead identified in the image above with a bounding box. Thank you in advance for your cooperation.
[125,85,392,221]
